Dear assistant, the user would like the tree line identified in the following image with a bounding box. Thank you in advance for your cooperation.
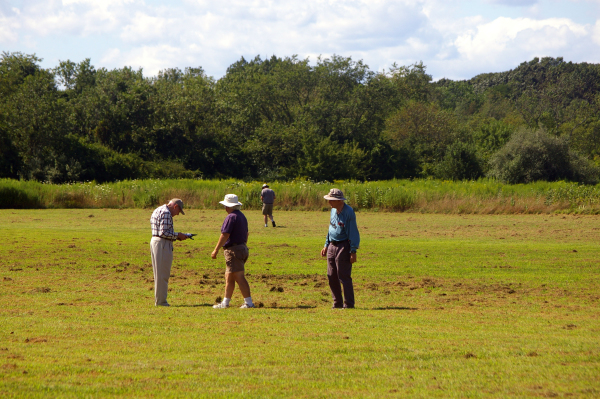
[1,52,599,184]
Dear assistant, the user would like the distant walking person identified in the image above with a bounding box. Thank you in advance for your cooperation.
[150,198,188,306]
[211,194,255,309]
[261,183,276,227]
[320,189,360,309]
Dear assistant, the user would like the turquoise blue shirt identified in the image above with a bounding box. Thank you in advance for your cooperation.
[325,204,360,253]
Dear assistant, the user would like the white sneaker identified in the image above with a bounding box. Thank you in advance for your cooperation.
[240,303,255,308]
[264,224,268,227]
[213,302,229,309]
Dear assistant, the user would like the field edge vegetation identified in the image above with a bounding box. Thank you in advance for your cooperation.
[2,178,600,214]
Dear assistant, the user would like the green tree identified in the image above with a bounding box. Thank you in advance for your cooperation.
[488,128,598,184]
[436,141,483,181]
[0,52,44,98]
[384,101,460,176]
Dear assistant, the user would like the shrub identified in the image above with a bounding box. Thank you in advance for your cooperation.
[436,141,483,181]
[488,128,599,184]
[0,184,43,208]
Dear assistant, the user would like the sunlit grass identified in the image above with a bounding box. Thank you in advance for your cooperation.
[0,210,599,397]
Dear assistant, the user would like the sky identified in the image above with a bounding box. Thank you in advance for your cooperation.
[1,0,600,81]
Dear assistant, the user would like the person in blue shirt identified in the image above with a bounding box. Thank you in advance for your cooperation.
[320,188,360,308]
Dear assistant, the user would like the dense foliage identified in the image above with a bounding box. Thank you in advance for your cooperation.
[1,52,599,183]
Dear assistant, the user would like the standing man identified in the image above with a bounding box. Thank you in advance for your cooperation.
[261,183,276,227]
[150,198,188,307]
[320,189,360,309]
[211,194,254,309]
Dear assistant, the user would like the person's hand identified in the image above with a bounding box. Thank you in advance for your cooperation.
[350,253,357,264]
[321,247,328,257]
[177,232,188,241]
[211,249,218,259]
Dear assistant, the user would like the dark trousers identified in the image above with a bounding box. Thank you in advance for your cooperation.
[327,241,354,308]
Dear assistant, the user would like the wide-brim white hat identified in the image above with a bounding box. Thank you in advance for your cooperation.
[219,194,243,207]
[323,188,347,201]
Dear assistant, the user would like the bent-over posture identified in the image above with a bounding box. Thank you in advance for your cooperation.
[150,198,188,306]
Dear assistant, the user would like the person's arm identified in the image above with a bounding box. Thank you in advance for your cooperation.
[211,233,230,259]
[176,232,188,241]
[159,212,178,241]
[347,211,360,263]
[321,230,330,257]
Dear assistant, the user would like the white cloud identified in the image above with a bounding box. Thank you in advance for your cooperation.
[120,45,187,74]
[593,20,600,45]
[454,17,589,62]
[486,0,538,5]
[101,48,121,64]
[0,16,20,44]
[2,0,600,80]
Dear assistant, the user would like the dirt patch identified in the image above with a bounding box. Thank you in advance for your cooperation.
[24,337,47,344]
[268,243,297,248]
[31,287,51,293]
[464,353,476,359]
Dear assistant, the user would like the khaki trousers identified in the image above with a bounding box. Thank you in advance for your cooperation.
[150,237,173,306]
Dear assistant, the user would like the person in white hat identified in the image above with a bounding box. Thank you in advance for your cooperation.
[320,189,360,309]
[150,198,188,306]
[211,194,255,309]
[260,183,276,227]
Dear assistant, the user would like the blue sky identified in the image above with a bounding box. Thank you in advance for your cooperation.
[1,0,599,80]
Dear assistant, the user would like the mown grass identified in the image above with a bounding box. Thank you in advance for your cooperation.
[3,178,600,213]
[0,209,599,398]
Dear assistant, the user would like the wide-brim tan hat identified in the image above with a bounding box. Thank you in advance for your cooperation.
[324,188,346,201]
[219,194,243,207]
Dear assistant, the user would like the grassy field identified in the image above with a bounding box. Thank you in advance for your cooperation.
[0,209,599,398]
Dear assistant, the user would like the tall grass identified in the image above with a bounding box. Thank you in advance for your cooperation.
[1,178,600,213]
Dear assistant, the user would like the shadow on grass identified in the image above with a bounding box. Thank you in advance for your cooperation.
[372,306,418,310]
[170,304,318,309]
[171,303,215,308]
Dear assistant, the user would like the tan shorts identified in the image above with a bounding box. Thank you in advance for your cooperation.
[262,203,274,215]
[224,244,249,273]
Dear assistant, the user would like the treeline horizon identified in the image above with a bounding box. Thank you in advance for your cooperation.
[1,52,600,184]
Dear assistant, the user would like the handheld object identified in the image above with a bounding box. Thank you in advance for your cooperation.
[185,233,197,240]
